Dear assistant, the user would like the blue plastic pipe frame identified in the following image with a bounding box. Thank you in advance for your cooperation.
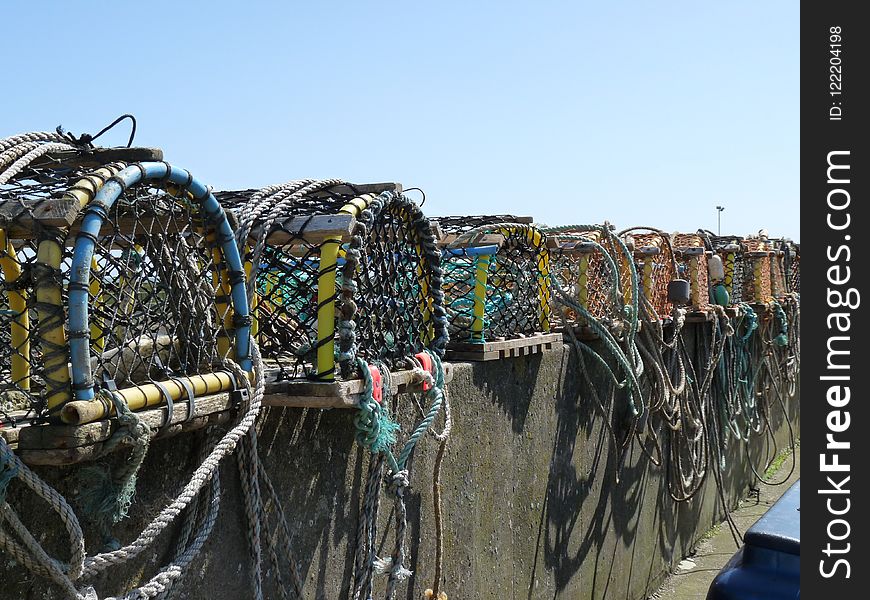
[441,244,500,258]
[68,162,252,401]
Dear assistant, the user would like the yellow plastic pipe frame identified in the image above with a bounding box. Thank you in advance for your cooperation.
[61,371,236,425]
[471,253,491,341]
[40,164,126,415]
[642,258,654,308]
[315,194,373,380]
[723,251,736,298]
[0,230,29,390]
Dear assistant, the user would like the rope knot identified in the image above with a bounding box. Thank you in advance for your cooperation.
[386,469,410,496]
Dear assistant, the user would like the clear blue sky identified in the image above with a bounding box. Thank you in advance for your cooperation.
[2,1,798,240]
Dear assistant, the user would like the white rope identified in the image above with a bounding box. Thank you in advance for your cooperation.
[0,341,265,600]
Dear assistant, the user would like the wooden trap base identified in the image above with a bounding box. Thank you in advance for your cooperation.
[1,391,237,466]
[262,363,455,409]
[1,361,456,465]
[446,332,563,361]
[685,309,714,323]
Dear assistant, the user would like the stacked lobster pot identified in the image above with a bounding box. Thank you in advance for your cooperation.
[786,241,800,295]
[546,224,635,337]
[740,236,776,307]
[704,233,746,305]
[618,228,678,323]
[435,216,556,359]
[767,238,796,301]
[0,137,250,429]
[218,182,447,381]
[671,232,720,320]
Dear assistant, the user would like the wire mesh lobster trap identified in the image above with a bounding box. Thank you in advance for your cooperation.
[435,216,551,344]
[703,234,747,305]
[672,233,712,314]
[786,242,799,295]
[1,143,250,426]
[545,225,635,333]
[218,182,446,382]
[619,228,677,322]
[739,236,775,305]
[767,238,795,300]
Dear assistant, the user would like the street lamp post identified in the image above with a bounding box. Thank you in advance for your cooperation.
[716,206,725,236]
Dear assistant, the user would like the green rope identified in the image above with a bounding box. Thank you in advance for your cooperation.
[76,391,150,547]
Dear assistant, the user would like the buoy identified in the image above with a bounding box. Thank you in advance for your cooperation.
[708,255,725,282]
[712,283,730,306]
[667,279,691,305]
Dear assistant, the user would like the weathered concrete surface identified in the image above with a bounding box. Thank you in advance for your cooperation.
[651,447,801,599]
[1,333,799,600]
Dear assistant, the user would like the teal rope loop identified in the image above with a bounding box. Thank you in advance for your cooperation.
[352,351,448,472]
[396,351,445,470]
[76,391,150,547]
[772,300,789,346]
[353,358,400,471]
[737,303,758,343]
[550,274,644,416]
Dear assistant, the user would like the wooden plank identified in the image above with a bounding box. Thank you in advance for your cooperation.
[447,333,564,362]
[430,222,444,240]
[7,209,351,245]
[685,310,714,323]
[436,233,505,249]
[30,147,164,171]
[448,333,563,354]
[263,363,454,409]
[12,392,236,466]
[23,197,82,229]
[258,214,357,246]
[315,182,401,197]
[18,410,235,466]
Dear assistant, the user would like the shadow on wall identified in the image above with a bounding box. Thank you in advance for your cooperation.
[0,340,798,600]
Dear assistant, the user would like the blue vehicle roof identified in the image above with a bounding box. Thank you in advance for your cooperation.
[744,480,800,556]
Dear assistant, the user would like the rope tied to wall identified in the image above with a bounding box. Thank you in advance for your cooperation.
[350,350,450,600]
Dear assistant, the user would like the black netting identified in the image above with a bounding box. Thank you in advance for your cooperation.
[0,165,83,419]
[220,185,444,380]
[87,186,231,390]
[789,254,800,294]
[437,216,549,342]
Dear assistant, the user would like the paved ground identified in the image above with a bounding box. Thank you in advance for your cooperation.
[649,446,801,600]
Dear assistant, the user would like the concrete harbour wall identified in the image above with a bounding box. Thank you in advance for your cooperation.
[1,335,799,600]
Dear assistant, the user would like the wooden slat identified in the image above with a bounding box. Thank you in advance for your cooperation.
[685,310,714,323]
[10,392,236,466]
[30,147,164,171]
[447,333,563,362]
[312,182,402,198]
[258,214,356,246]
[263,363,454,409]
[436,233,504,248]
